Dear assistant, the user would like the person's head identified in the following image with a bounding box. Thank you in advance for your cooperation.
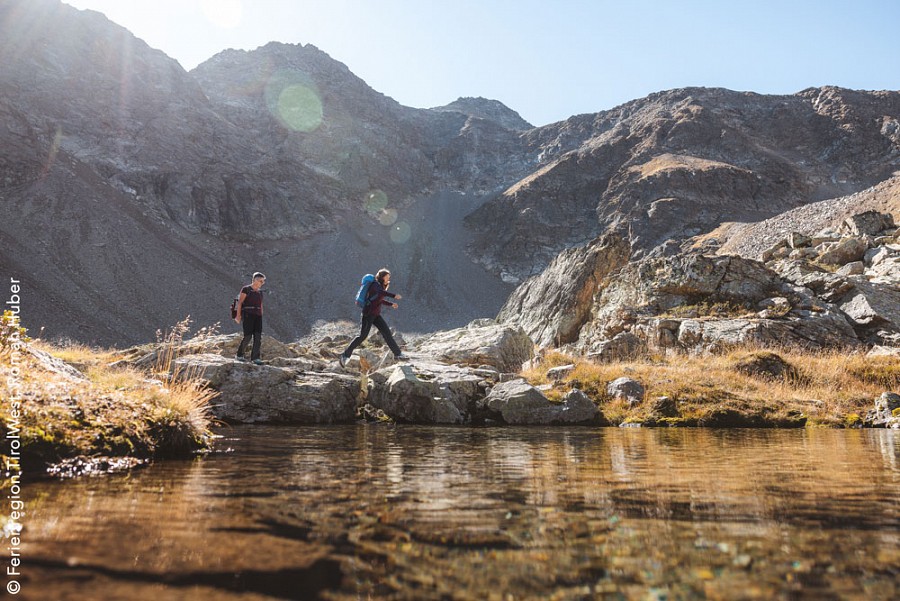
[375,268,391,287]
[251,272,266,288]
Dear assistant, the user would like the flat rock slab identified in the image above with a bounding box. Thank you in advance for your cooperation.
[414,320,534,372]
[175,354,359,424]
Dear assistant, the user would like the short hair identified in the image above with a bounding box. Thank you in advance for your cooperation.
[252,272,266,280]
[375,268,390,285]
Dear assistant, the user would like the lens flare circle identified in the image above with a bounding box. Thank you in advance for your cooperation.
[200,0,243,29]
[378,208,398,226]
[264,70,323,132]
[390,221,411,244]
[364,189,388,213]
[277,84,323,132]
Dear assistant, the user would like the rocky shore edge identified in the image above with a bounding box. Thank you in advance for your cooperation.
[127,318,900,430]
[4,304,900,478]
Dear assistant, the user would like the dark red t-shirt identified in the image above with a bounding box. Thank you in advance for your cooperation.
[363,280,395,317]
[240,285,263,316]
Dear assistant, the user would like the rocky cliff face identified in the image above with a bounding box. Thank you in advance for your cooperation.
[502,203,900,355]
[469,87,900,281]
[4,0,900,351]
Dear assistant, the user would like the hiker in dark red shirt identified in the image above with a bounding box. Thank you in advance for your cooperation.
[235,272,265,364]
[340,268,408,367]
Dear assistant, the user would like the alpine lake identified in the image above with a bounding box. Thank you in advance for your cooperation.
[18,426,900,600]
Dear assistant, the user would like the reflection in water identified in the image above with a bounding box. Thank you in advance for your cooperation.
[19,427,900,600]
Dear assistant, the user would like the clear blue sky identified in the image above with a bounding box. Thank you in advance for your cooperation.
[64,0,900,127]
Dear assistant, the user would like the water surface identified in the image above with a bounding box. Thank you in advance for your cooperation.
[19,427,900,600]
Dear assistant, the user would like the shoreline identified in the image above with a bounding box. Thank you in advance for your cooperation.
[3,329,900,480]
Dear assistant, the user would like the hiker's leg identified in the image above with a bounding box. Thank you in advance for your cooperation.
[237,315,254,357]
[373,316,402,356]
[250,315,263,360]
[344,314,374,356]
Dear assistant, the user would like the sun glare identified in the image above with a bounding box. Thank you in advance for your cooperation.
[199,0,242,29]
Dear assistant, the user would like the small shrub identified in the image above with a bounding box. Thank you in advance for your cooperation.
[731,351,807,384]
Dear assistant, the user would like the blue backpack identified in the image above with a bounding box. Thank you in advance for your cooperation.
[355,274,376,308]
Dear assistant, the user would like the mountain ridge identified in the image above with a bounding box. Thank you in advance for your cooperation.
[3,0,900,349]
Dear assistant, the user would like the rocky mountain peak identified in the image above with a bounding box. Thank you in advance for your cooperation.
[468,86,900,282]
[431,97,533,131]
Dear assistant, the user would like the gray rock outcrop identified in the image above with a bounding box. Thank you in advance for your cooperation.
[497,207,900,355]
[174,354,360,423]
[606,377,645,406]
[475,381,601,425]
[156,323,596,426]
[569,252,862,354]
[498,233,631,347]
[413,320,534,372]
[366,361,483,425]
[864,392,900,428]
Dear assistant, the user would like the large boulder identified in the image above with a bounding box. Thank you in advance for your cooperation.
[569,251,866,354]
[839,280,900,332]
[866,255,900,286]
[769,259,855,302]
[677,313,858,349]
[557,389,606,424]
[578,253,783,348]
[841,211,895,237]
[414,320,534,372]
[475,380,600,425]
[586,331,647,362]
[173,353,359,423]
[497,233,631,347]
[817,237,869,266]
[366,360,485,424]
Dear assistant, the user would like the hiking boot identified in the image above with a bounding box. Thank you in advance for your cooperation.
[338,353,348,368]
[252,359,264,365]
[394,353,410,361]
[235,355,247,362]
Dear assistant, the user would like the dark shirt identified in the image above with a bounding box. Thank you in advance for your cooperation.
[240,285,263,316]
[363,280,396,317]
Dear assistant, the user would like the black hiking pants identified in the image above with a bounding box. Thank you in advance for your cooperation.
[237,313,263,360]
[344,314,401,357]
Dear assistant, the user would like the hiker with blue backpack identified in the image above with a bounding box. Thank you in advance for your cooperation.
[339,268,408,367]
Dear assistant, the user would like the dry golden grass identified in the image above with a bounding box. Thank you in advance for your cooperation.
[631,153,742,179]
[33,341,123,368]
[1,319,218,471]
[524,344,897,427]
